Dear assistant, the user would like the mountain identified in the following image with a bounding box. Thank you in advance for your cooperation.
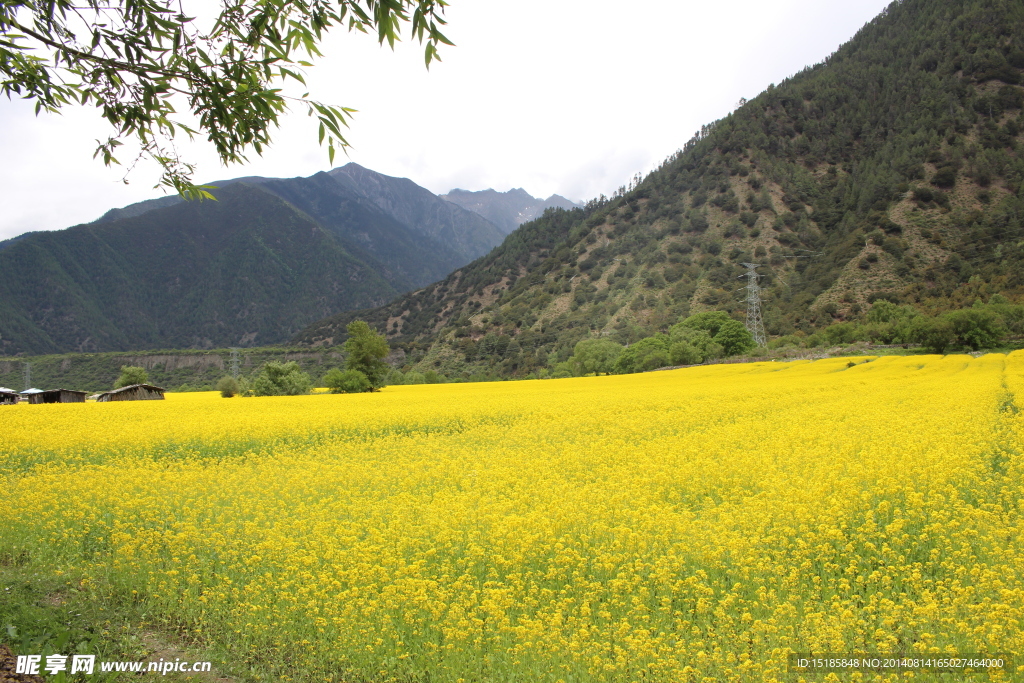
[95,164,504,268]
[293,0,1024,377]
[247,171,471,292]
[0,166,506,355]
[330,164,506,263]
[0,183,398,354]
[440,188,581,235]
[96,194,184,223]
[0,231,39,252]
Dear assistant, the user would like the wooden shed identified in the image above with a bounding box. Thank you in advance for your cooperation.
[0,388,19,405]
[96,384,166,402]
[28,389,88,404]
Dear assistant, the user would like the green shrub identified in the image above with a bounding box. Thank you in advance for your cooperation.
[931,165,957,188]
[424,370,448,384]
[324,367,371,393]
[216,376,240,398]
[767,334,803,349]
[821,322,861,346]
[251,361,312,396]
[909,316,955,354]
[550,364,574,379]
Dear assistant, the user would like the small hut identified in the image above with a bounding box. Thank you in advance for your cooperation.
[0,388,19,405]
[28,389,88,404]
[96,384,166,402]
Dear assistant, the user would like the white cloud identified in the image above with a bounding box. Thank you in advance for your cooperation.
[0,0,892,240]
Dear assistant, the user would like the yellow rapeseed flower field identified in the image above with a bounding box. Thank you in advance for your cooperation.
[2,353,1022,682]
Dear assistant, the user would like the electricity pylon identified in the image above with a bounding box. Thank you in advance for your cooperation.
[740,263,767,347]
[229,348,241,379]
[23,362,31,391]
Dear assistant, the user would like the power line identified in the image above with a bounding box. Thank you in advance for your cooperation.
[739,263,767,347]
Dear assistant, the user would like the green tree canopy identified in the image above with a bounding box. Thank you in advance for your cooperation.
[0,0,451,197]
[614,335,670,375]
[667,326,720,365]
[324,367,371,393]
[677,311,733,338]
[216,376,240,397]
[866,300,919,325]
[713,320,756,356]
[251,361,312,396]
[863,300,922,344]
[114,365,149,388]
[821,322,859,346]
[946,309,1004,351]
[909,316,955,354]
[344,320,389,390]
[570,338,623,375]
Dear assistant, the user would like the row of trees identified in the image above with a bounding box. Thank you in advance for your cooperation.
[806,297,1023,354]
[215,321,390,397]
[131,296,1022,394]
[222,297,1020,393]
[552,310,757,377]
[544,296,1020,383]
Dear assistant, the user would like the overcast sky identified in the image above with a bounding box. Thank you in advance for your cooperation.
[0,0,893,241]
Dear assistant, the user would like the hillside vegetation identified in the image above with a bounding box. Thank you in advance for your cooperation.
[294,0,1024,378]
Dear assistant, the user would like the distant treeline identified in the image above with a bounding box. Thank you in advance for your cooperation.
[545,296,1024,380]
[0,348,345,393]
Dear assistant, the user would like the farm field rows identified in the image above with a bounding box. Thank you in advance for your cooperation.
[2,354,1023,682]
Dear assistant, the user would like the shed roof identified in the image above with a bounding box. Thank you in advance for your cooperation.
[108,383,165,393]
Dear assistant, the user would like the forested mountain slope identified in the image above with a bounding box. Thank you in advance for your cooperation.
[0,183,399,354]
[94,164,504,268]
[294,0,1024,377]
[329,163,506,262]
[252,172,469,292]
[1,166,506,355]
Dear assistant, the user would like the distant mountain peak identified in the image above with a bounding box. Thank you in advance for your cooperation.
[440,187,581,235]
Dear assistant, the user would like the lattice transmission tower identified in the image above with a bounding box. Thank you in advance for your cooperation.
[23,362,31,391]
[229,348,241,379]
[740,263,767,347]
